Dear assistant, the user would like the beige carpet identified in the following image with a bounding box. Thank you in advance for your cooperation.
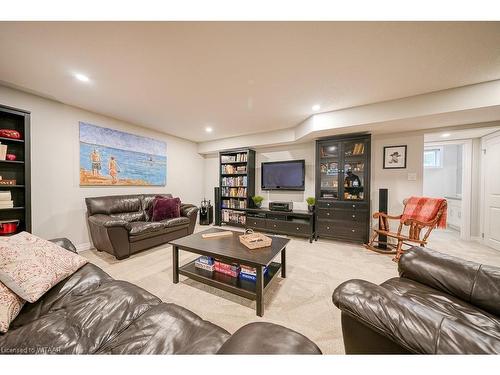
[81,226,500,354]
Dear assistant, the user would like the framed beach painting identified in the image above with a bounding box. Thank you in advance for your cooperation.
[79,122,167,186]
[383,145,407,169]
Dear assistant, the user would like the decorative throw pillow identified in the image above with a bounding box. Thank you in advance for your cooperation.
[152,197,181,221]
[0,281,24,333]
[0,232,88,303]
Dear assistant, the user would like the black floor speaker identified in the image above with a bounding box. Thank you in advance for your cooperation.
[378,188,388,249]
[214,187,221,226]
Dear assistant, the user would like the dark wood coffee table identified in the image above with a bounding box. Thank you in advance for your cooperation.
[169,228,289,316]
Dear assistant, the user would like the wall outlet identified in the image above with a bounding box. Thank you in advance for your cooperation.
[407,172,417,181]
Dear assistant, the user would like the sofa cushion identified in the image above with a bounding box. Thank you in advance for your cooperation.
[0,279,162,354]
[86,195,142,216]
[152,197,181,221]
[162,216,190,228]
[381,277,500,335]
[143,194,173,221]
[110,211,145,223]
[0,232,88,303]
[97,303,230,354]
[127,221,166,236]
[0,282,24,333]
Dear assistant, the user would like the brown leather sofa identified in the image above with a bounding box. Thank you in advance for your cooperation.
[0,238,321,355]
[86,194,198,259]
[333,246,500,354]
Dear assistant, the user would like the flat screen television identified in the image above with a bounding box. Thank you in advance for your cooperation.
[261,160,305,190]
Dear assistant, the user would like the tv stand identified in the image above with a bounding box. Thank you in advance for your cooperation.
[245,208,315,243]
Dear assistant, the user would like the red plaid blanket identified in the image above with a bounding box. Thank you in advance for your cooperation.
[400,197,447,229]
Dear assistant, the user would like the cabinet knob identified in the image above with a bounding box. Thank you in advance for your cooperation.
[352,205,355,208]
[352,215,356,218]
[326,212,330,216]
[326,226,330,230]
[296,227,300,230]
[352,229,355,232]
[327,203,330,207]
[273,224,276,227]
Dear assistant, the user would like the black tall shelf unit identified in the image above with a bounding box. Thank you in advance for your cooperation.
[0,104,31,234]
[218,148,255,227]
[315,133,371,243]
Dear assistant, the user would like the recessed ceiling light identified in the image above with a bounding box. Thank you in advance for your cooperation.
[441,133,451,138]
[74,73,90,82]
[205,127,213,133]
[312,104,321,111]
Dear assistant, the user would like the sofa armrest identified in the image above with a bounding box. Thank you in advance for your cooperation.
[180,203,198,234]
[333,279,445,354]
[88,214,130,229]
[217,322,321,354]
[49,238,77,253]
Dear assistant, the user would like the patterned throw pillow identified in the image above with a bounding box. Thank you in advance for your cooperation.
[0,281,24,333]
[0,232,88,303]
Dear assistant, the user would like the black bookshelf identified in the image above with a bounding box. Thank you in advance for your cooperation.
[218,148,255,227]
[315,133,371,243]
[0,104,31,234]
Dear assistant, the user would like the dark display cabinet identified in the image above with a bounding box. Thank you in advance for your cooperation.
[315,134,370,243]
[218,148,255,227]
[0,104,31,235]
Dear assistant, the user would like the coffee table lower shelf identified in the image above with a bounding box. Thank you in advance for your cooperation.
[178,260,281,301]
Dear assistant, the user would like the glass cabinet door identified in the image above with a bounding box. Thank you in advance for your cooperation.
[318,142,341,199]
[342,140,366,201]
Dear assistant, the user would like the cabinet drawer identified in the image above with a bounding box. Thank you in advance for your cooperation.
[246,217,266,229]
[282,221,312,235]
[317,200,336,209]
[317,220,367,242]
[266,220,286,232]
[317,208,367,221]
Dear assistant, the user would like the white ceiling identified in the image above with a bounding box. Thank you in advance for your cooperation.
[0,22,500,142]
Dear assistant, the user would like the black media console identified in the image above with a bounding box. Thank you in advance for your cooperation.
[245,208,316,243]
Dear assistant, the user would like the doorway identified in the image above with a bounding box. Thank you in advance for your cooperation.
[423,140,472,240]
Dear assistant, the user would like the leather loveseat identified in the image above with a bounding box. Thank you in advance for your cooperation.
[86,194,198,259]
[333,246,500,354]
[0,238,321,355]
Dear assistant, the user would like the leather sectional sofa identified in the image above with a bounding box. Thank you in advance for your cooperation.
[333,246,500,354]
[86,194,198,259]
[0,238,321,355]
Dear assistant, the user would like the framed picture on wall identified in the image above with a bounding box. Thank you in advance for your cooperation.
[383,145,407,169]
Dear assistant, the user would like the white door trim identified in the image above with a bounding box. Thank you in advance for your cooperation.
[480,130,500,248]
[424,139,472,240]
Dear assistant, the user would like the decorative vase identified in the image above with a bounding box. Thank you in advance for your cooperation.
[308,205,314,212]
[255,202,262,208]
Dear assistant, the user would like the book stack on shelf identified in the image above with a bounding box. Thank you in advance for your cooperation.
[221,176,247,187]
[214,260,240,277]
[239,265,268,283]
[221,153,247,163]
[221,209,246,225]
[194,256,215,272]
[0,191,13,209]
[221,164,247,174]
[221,186,247,198]
[222,198,246,209]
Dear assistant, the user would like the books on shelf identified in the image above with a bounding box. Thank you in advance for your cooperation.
[221,153,247,163]
[221,209,246,225]
[221,187,247,198]
[239,265,269,282]
[221,176,247,187]
[0,192,13,208]
[214,261,240,277]
[221,164,247,174]
[222,198,246,209]
[195,260,215,272]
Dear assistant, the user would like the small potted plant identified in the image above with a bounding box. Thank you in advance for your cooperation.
[306,197,316,212]
[252,195,264,208]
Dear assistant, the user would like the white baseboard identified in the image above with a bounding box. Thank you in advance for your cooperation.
[75,242,93,252]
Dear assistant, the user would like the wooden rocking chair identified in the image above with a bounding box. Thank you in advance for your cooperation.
[364,197,447,261]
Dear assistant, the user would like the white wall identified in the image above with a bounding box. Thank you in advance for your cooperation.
[0,85,204,249]
[371,132,424,217]
[423,144,462,199]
